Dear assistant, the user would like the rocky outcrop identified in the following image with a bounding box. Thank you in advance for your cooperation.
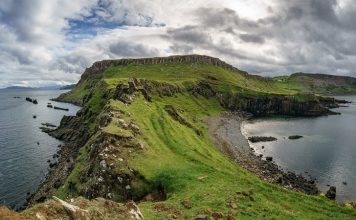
[326,186,336,200]
[78,55,247,85]
[248,136,277,143]
[26,112,90,207]
[21,197,143,220]
[219,93,338,116]
[113,78,182,103]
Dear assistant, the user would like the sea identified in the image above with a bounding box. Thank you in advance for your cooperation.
[242,96,356,202]
[0,89,80,209]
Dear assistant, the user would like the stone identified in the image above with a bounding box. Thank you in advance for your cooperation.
[100,160,107,169]
[195,214,208,220]
[326,186,336,200]
[266,156,273,162]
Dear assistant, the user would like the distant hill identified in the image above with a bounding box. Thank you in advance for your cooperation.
[2,85,75,90]
[59,84,76,90]
[2,86,37,90]
[274,72,356,95]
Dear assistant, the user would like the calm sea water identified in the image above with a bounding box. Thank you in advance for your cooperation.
[0,89,80,209]
[242,96,356,202]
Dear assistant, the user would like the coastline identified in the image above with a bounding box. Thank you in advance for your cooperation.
[206,111,320,195]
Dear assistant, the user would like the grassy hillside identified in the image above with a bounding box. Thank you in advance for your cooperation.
[274,73,356,95]
[17,56,356,219]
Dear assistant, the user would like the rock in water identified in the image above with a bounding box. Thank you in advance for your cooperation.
[266,156,273,162]
[326,186,336,199]
[248,136,277,143]
[288,135,303,140]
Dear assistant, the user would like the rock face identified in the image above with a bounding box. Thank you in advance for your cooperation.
[326,186,336,200]
[78,55,247,85]
[219,93,337,117]
[27,113,90,207]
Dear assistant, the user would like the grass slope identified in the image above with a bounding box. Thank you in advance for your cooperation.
[53,62,356,219]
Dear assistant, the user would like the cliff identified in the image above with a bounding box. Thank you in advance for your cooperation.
[8,55,356,219]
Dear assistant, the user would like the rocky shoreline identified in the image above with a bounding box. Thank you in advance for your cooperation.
[24,113,89,208]
[206,112,319,195]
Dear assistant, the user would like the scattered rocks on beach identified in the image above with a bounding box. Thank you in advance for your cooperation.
[207,112,320,196]
[248,136,277,143]
[326,186,336,200]
[288,135,303,140]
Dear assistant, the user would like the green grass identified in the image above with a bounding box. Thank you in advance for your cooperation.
[102,63,296,95]
[55,62,356,219]
[108,94,355,219]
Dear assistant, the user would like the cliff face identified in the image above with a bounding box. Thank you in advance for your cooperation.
[219,94,336,116]
[78,54,248,84]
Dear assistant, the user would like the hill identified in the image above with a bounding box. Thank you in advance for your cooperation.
[6,55,356,219]
[274,72,356,95]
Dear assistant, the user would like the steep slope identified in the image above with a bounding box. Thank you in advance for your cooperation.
[274,72,356,95]
[12,55,356,219]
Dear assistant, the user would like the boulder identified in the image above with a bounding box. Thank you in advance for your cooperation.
[195,214,208,220]
[326,186,336,200]
[266,156,273,162]
[288,135,303,140]
[248,136,277,143]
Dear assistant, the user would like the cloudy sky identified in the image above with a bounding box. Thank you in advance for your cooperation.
[0,0,356,88]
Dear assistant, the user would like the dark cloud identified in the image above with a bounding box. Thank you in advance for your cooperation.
[239,34,265,44]
[109,41,159,57]
[2,0,356,88]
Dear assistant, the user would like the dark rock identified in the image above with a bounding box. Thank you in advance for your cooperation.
[188,82,216,98]
[212,212,224,219]
[41,123,57,128]
[288,135,303,140]
[248,136,277,143]
[32,99,38,104]
[261,146,265,149]
[266,156,273,162]
[33,115,37,119]
[36,196,46,203]
[342,181,347,185]
[53,106,69,111]
[326,186,336,200]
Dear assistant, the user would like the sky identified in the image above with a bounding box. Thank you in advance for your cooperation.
[1,0,356,88]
